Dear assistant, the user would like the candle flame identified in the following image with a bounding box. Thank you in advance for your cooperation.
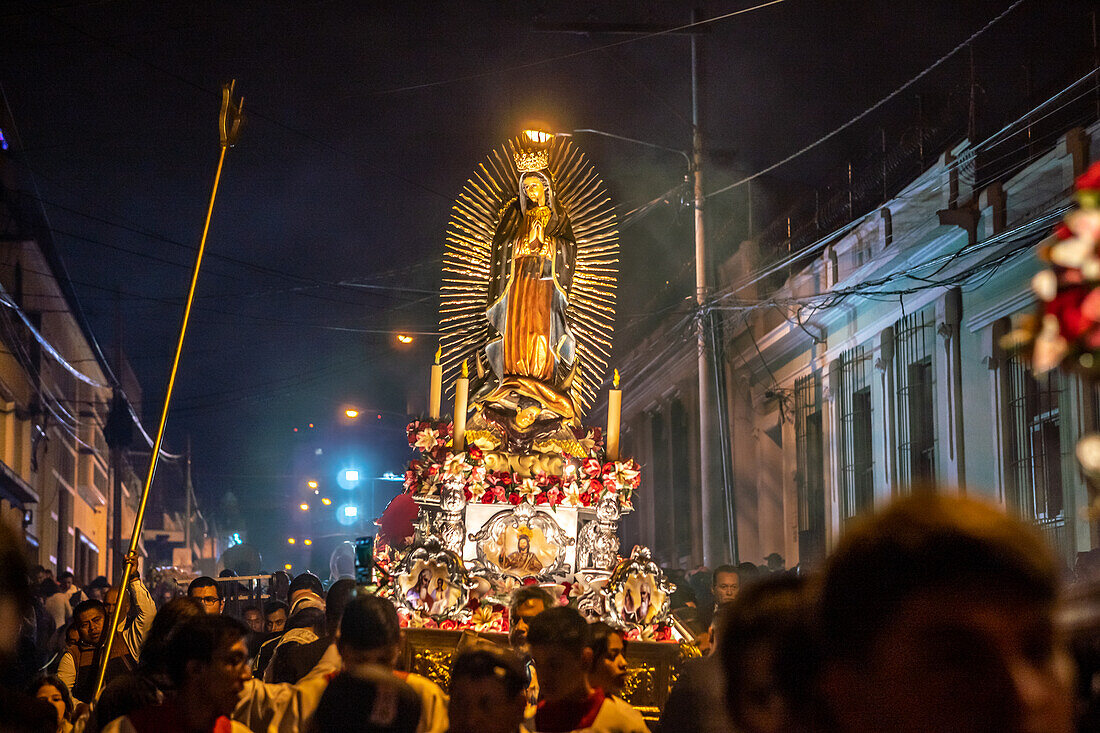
[461,359,468,378]
[613,369,620,389]
[434,345,442,364]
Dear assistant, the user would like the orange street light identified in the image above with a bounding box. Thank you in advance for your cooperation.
[321,497,332,506]
[303,539,313,546]
[284,563,292,570]
[307,480,318,489]
[299,503,309,511]
[396,334,413,344]
[287,537,296,544]
[345,408,360,419]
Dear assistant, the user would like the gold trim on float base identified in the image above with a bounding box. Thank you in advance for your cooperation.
[401,628,691,721]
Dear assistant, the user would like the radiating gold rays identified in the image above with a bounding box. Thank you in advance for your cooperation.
[440,135,618,416]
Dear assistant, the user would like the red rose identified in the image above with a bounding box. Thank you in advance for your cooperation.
[521,577,539,586]
[439,619,459,630]
[1045,286,1094,341]
[581,459,602,478]
[468,447,483,461]
[509,493,521,505]
[1076,160,1100,190]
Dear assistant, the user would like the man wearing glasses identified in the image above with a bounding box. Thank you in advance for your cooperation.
[188,576,224,615]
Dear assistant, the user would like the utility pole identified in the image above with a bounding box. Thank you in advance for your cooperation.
[536,11,731,565]
[691,11,721,567]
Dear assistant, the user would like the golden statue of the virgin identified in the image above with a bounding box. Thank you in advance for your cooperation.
[441,131,618,457]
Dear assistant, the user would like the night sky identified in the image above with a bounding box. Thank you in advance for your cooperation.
[1,0,1095,568]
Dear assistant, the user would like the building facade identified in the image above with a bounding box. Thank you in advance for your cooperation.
[619,119,1100,573]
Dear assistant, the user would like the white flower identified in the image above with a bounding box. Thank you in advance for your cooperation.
[1031,270,1057,302]
[1032,314,1068,374]
[517,478,540,501]
[443,453,469,479]
[562,483,585,507]
[414,428,439,451]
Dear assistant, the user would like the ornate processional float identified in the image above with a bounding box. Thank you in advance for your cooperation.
[367,132,693,666]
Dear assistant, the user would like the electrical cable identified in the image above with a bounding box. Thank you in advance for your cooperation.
[373,0,787,95]
[704,0,1028,200]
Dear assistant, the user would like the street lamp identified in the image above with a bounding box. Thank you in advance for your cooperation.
[345,408,360,419]
[321,497,332,506]
[287,537,296,545]
[344,469,359,483]
[303,539,312,546]
[307,480,318,490]
[396,334,414,344]
[299,503,309,511]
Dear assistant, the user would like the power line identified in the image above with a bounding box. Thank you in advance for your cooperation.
[704,0,1028,200]
[372,0,787,95]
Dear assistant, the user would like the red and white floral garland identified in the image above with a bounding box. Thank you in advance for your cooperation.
[403,419,641,510]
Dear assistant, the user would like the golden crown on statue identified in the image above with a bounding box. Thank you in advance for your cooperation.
[514,130,553,172]
[514,148,550,173]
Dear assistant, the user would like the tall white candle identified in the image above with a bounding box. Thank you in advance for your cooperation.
[606,369,621,461]
[429,346,442,420]
[453,359,469,451]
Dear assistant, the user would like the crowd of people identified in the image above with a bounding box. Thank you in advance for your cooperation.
[2,492,1098,732]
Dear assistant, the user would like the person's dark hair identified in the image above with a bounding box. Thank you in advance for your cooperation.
[588,622,625,664]
[716,572,816,729]
[139,596,205,671]
[819,492,1058,664]
[187,575,222,599]
[450,646,527,699]
[38,578,60,598]
[527,606,590,654]
[311,667,422,733]
[88,576,110,590]
[712,564,739,586]
[508,585,555,614]
[29,674,74,719]
[286,606,326,636]
[73,598,106,621]
[164,615,248,687]
[736,562,761,581]
[241,603,262,617]
[339,595,401,651]
[58,571,74,583]
[264,599,289,617]
[289,572,324,598]
[326,578,357,631]
[218,569,238,577]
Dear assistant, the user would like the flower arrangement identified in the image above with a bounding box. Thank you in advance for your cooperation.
[403,419,639,510]
[1007,161,1100,374]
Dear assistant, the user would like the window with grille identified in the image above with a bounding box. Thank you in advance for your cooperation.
[837,345,874,520]
[670,398,693,561]
[1004,352,1070,561]
[794,373,825,563]
[894,310,936,491]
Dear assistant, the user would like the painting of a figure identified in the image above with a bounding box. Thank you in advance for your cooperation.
[613,572,665,627]
[397,561,460,616]
[484,524,559,578]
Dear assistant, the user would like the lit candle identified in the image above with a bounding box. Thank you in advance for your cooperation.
[606,369,621,461]
[429,346,442,420]
[453,359,469,451]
